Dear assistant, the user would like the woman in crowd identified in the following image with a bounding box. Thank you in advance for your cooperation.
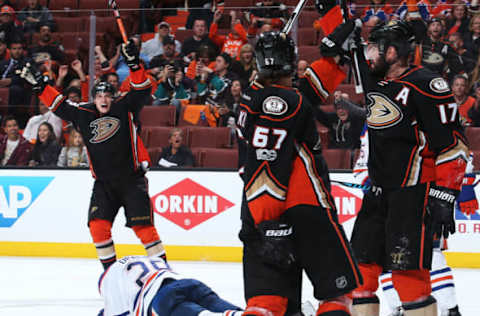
[158,128,194,168]
[230,44,257,87]
[29,122,61,167]
[57,128,89,167]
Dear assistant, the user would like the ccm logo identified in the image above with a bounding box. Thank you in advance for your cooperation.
[265,227,293,237]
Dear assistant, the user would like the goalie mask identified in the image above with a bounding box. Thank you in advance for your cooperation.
[255,31,297,79]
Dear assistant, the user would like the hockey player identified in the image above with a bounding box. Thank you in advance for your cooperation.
[237,30,362,316]
[98,255,242,316]
[17,40,166,270]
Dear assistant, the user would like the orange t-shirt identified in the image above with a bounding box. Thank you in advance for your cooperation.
[459,96,476,123]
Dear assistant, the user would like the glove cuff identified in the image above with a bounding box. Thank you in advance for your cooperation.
[429,185,458,204]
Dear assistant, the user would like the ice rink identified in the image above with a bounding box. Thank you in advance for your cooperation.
[0,257,478,316]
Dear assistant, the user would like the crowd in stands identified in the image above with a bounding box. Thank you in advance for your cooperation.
[1,0,480,170]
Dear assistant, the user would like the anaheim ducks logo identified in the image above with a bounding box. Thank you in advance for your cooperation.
[366,93,403,129]
[423,51,444,66]
[89,117,120,144]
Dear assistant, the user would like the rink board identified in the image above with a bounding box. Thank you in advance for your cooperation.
[0,169,480,268]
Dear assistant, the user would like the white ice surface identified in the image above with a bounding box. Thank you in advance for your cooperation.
[0,257,478,316]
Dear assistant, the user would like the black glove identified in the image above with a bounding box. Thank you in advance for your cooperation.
[121,39,140,70]
[427,184,458,239]
[256,220,295,271]
[315,0,336,16]
[16,62,48,93]
[319,19,362,58]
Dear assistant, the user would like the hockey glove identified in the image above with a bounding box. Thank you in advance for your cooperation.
[427,184,458,239]
[16,62,48,94]
[457,173,479,215]
[319,19,362,59]
[121,39,140,70]
[256,220,295,271]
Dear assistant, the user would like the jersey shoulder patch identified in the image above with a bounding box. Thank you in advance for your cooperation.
[262,96,288,115]
[429,77,449,94]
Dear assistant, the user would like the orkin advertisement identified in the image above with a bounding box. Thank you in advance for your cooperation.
[0,169,479,255]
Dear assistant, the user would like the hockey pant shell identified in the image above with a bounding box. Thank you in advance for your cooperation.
[350,183,434,271]
[87,174,154,228]
[151,278,241,316]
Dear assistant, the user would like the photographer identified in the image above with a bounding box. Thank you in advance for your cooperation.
[153,60,192,115]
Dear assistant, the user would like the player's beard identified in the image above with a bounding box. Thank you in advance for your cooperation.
[369,55,389,79]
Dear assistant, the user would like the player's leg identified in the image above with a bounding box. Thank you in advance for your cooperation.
[430,245,461,316]
[123,175,166,258]
[88,179,121,270]
[386,184,437,316]
[171,302,242,316]
[349,187,387,316]
[378,271,404,316]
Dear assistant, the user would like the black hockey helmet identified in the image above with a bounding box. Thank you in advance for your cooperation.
[368,20,415,58]
[91,81,116,98]
[255,31,297,79]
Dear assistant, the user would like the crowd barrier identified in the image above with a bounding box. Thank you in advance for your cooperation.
[0,168,479,268]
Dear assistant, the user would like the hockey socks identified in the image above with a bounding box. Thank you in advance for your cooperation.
[89,219,116,270]
[132,225,166,257]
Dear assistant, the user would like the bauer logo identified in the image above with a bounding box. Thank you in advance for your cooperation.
[331,185,362,224]
[0,176,54,227]
[151,178,234,230]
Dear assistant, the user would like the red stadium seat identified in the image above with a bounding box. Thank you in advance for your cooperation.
[298,10,320,28]
[147,147,162,166]
[190,147,204,167]
[322,149,352,169]
[77,0,110,16]
[54,17,85,32]
[49,0,78,16]
[146,126,188,148]
[200,148,239,168]
[224,0,254,8]
[188,127,232,148]
[298,45,319,63]
[0,88,9,115]
[465,127,480,150]
[139,106,176,127]
[173,29,194,43]
[472,150,480,171]
[297,28,318,46]
[88,16,117,33]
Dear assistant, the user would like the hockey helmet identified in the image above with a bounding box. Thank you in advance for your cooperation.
[368,20,415,58]
[255,31,297,78]
[91,81,116,98]
[315,0,336,15]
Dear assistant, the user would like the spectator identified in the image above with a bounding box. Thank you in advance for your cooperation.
[0,38,8,60]
[0,115,32,166]
[452,75,475,125]
[197,52,238,105]
[140,21,181,62]
[314,93,366,149]
[297,60,308,78]
[0,39,30,126]
[448,32,475,73]
[57,128,89,167]
[28,121,61,166]
[185,0,213,30]
[63,86,81,103]
[0,6,23,46]
[23,101,62,142]
[17,0,54,34]
[158,128,194,168]
[361,0,393,23]
[445,0,470,37]
[413,18,466,81]
[150,36,183,66]
[463,14,480,57]
[28,22,64,63]
[220,79,242,126]
[246,0,288,36]
[185,44,215,80]
[101,72,120,95]
[230,43,257,87]
[394,0,430,21]
[153,60,192,109]
[181,19,218,64]
[209,10,248,59]
[468,82,480,126]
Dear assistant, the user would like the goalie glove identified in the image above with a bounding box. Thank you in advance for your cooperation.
[16,62,48,94]
[457,173,479,215]
[121,39,140,70]
[427,184,458,239]
[256,220,295,271]
[319,19,362,58]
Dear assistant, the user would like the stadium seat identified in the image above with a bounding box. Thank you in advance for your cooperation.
[139,106,176,127]
[188,127,232,148]
[191,147,204,167]
[298,10,320,28]
[77,0,110,16]
[298,45,319,63]
[49,0,78,16]
[146,126,188,148]
[297,28,317,46]
[200,148,239,168]
[472,150,480,171]
[54,17,85,32]
[0,88,9,106]
[173,29,194,43]
[147,147,162,166]
[322,149,352,169]
[465,127,480,150]
[89,16,117,33]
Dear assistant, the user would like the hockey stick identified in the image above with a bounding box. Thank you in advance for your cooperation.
[282,0,308,34]
[331,180,371,191]
[108,0,129,44]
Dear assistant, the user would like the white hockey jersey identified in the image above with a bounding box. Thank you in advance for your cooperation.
[98,256,181,316]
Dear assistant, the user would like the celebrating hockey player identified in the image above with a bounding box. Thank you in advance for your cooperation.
[236,30,362,316]
[98,255,242,316]
[17,40,166,270]
[302,6,469,314]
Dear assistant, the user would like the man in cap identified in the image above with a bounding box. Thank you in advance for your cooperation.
[141,21,181,62]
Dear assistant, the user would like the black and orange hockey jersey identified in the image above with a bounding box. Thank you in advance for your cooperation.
[237,81,336,225]
[38,67,152,180]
